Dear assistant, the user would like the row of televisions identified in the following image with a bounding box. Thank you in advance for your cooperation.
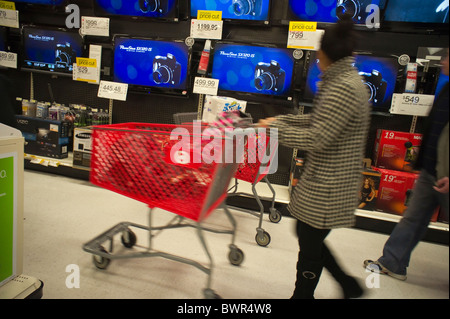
[1,24,448,112]
[11,0,450,32]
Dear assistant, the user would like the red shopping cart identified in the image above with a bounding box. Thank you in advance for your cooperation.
[82,123,244,299]
[227,128,281,247]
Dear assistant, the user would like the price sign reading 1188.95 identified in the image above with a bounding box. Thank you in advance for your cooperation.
[190,19,223,40]
[193,77,219,96]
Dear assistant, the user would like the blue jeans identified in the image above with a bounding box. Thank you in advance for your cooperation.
[378,170,449,275]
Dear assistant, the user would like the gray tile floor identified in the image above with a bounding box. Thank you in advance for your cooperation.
[22,170,449,299]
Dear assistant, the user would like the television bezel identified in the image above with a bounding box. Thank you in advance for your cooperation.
[283,0,388,31]
[20,25,86,77]
[189,0,273,26]
[380,0,450,34]
[92,0,185,23]
[112,34,193,97]
[208,40,303,105]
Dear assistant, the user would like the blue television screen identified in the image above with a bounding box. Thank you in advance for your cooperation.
[211,43,295,98]
[384,0,449,23]
[304,52,399,108]
[22,27,83,74]
[113,37,190,91]
[288,0,386,25]
[95,0,178,18]
[190,0,271,21]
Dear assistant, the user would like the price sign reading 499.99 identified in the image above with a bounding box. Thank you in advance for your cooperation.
[193,77,219,95]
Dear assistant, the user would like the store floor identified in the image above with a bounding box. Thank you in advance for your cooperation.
[22,170,448,299]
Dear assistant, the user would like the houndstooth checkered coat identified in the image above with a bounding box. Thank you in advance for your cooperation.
[272,56,371,229]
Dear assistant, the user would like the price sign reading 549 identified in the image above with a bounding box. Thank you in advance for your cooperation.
[402,95,420,104]
[193,77,219,95]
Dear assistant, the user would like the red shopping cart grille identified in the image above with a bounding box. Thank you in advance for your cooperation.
[90,123,233,222]
[234,132,275,184]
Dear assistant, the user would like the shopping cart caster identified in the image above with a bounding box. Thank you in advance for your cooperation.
[92,246,111,270]
[121,229,137,248]
[268,207,282,223]
[204,288,221,299]
[228,246,244,266]
[255,229,271,247]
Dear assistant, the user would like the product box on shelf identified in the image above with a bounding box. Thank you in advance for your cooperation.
[374,168,439,222]
[73,127,93,168]
[358,168,382,211]
[15,115,70,159]
[202,95,247,123]
[373,129,422,172]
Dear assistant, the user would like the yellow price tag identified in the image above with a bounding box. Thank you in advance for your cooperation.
[289,21,317,32]
[76,57,97,68]
[0,1,15,11]
[197,10,222,21]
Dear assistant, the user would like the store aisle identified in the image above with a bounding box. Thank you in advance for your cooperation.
[22,170,448,299]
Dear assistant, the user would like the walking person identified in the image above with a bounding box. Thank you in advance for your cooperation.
[364,49,449,280]
[258,15,371,299]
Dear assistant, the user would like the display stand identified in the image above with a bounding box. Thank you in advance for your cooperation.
[0,124,43,299]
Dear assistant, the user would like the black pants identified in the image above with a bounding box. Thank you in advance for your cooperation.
[296,219,331,261]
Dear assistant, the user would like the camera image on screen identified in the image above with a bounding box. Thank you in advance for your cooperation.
[231,0,262,17]
[55,42,77,71]
[336,0,374,23]
[139,0,169,14]
[152,53,181,85]
[254,60,286,93]
[359,69,387,105]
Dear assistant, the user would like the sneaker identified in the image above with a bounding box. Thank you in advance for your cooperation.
[364,259,407,281]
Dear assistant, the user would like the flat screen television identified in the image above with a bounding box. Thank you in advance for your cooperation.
[0,27,8,52]
[93,0,181,21]
[285,0,386,28]
[190,0,271,24]
[21,26,84,76]
[302,51,400,111]
[210,41,298,103]
[113,36,191,96]
[382,0,449,32]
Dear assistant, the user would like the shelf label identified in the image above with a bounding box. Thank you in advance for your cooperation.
[0,8,18,28]
[287,21,323,50]
[0,1,15,10]
[197,10,222,21]
[97,80,128,101]
[390,93,435,116]
[0,51,17,68]
[80,16,110,37]
[190,19,223,40]
[73,58,99,83]
[193,77,219,95]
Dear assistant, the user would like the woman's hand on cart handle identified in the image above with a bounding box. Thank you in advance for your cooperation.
[257,117,276,128]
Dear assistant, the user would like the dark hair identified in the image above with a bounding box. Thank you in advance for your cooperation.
[320,14,356,62]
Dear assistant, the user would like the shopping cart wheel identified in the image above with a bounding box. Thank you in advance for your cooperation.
[93,246,111,270]
[121,229,137,248]
[203,288,221,299]
[228,247,244,266]
[268,208,282,223]
[255,231,271,247]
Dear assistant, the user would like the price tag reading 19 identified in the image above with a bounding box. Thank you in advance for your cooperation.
[193,77,219,96]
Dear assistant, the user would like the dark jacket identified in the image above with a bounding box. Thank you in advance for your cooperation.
[0,74,17,128]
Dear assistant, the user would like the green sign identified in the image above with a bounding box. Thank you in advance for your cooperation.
[0,155,14,285]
